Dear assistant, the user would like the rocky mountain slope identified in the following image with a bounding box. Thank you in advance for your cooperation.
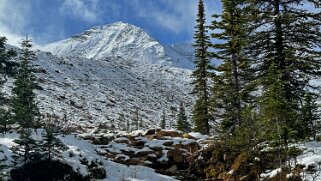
[19,51,193,133]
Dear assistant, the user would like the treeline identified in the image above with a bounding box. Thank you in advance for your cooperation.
[191,0,321,167]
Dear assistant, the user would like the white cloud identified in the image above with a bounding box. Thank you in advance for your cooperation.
[60,0,102,23]
[130,0,219,35]
[0,0,32,46]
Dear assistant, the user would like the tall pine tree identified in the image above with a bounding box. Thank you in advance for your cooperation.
[12,37,39,129]
[12,37,40,164]
[248,0,321,145]
[210,0,254,133]
[0,37,17,133]
[192,0,212,134]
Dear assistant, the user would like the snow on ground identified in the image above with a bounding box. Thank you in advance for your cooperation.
[260,141,321,180]
[0,131,177,181]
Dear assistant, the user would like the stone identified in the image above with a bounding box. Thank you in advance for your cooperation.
[114,137,130,144]
[157,130,183,138]
[166,165,178,174]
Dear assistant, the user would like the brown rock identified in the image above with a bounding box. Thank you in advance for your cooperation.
[145,129,161,136]
[173,155,183,163]
[157,130,183,138]
[167,149,181,157]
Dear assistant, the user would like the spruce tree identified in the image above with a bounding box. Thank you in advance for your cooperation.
[176,101,191,133]
[191,0,212,134]
[12,37,39,164]
[12,37,39,129]
[0,110,12,133]
[0,37,18,80]
[0,37,17,132]
[13,129,37,164]
[248,0,321,145]
[41,128,66,161]
[160,109,166,129]
[210,0,253,133]
[132,107,139,130]
[126,119,130,132]
[300,93,319,140]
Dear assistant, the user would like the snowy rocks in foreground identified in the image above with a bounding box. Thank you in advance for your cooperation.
[79,129,212,179]
[0,131,177,181]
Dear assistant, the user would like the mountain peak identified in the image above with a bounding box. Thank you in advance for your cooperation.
[91,21,139,31]
[41,22,194,69]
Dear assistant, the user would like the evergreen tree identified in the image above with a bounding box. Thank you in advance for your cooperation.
[139,118,144,130]
[118,113,126,131]
[111,119,115,130]
[133,107,139,130]
[259,63,294,146]
[210,0,254,133]
[126,119,130,132]
[0,37,18,81]
[12,37,39,129]
[41,128,66,161]
[176,101,191,133]
[12,37,39,164]
[0,37,17,132]
[300,93,320,140]
[0,109,12,133]
[160,109,166,129]
[13,128,37,164]
[191,0,212,134]
[248,0,321,144]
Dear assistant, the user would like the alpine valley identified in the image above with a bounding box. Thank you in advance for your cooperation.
[8,22,196,133]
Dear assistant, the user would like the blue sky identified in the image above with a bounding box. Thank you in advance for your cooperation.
[0,0,221,46]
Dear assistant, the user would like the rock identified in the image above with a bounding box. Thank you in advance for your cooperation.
[167,149,185,163]
[157,130,183,138]
[149,145,164,152]
[162,140,174,146]
[166,165,178,174]
[173,141,200,154]
[145,129,160,136]
[130,136,148,147]
[173,155,184,163]
[167,149,181,157]
[115,154,130,162]
[114,137,130,144]
[135,147,154,156]
[93,136,113,145]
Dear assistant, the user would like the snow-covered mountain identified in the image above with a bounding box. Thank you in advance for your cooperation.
[41,22,194,70]
[2,22,196,133]
[165,43,195,63]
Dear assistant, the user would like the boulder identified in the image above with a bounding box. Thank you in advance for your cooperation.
[166,165,178,174]
[114,137,130,144]
[135,147,155,156]
[157,130,183,138]
[145,128,161,136]
[167,149,186,163]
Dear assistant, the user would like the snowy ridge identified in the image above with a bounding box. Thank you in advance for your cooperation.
[41,22,194,69]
